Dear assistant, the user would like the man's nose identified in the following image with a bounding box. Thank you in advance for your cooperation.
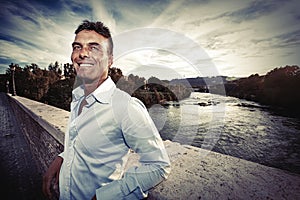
[79,47,90,58]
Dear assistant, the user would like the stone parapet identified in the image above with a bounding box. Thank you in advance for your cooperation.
[8,96,65,175]
[8,95,300,199]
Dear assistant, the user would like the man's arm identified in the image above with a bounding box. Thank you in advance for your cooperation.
[42,156,64,199]
[95,98,171,199]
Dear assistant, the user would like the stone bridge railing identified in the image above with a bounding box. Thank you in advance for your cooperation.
[7,94,300,199]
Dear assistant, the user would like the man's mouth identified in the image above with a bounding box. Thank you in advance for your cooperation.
[78,63,93,67]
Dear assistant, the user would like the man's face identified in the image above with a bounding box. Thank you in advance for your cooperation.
[71,30,112,84]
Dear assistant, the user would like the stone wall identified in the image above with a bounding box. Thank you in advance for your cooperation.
[8,96,64,175]
[8,95,300,200]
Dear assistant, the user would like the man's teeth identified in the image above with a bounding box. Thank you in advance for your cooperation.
[79,63,93,67]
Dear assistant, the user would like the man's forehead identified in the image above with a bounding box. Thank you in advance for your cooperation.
[74,30,108,43]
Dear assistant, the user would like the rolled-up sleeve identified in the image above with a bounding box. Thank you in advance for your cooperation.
[96,98,171,199]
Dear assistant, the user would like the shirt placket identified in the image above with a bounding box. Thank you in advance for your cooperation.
[64,120,77,199]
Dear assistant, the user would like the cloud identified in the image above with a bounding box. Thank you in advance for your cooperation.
[89,0,117,33]
[0,0,299,77]
[226,0,283,23]
[251,29,300,49]
[0,0,84,73]
[114,52,200,80]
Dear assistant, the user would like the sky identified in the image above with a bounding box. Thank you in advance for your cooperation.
[0,0,299,80]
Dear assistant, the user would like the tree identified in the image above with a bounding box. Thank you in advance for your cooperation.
[109,67,123,83]
[63,63,75,78]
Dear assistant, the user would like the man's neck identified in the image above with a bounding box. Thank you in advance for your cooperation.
[83,77,107,96]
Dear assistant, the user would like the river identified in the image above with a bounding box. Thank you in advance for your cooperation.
[148,92,300,175]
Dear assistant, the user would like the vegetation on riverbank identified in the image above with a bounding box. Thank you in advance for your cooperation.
[225,65,300,116]
[1,62,299,115]
[170,65,300,116]
[0,62,191,111]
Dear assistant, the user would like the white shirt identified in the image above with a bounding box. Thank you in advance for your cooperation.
[59,77,171,200]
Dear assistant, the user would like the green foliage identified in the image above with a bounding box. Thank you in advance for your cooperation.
[43,78,75,111]
[113,72,191,108]
[226,65,300,114]
[3,63,61,100]
[2,61,298,115]
[1,63,191,110]
[2,62,72,107]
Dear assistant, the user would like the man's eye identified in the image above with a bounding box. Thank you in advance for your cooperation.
[73,46,81,50]
[90,46,99,50]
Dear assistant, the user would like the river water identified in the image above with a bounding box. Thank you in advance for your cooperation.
[148,92,300,175]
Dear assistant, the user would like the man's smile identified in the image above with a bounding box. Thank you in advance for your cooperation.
[78,63,94,67]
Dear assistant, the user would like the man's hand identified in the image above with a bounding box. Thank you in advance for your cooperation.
[42,156,63,199]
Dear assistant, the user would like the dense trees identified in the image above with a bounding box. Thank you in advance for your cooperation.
[1,62,74,110]
[2,61,298,115]
[225,65,300,114]
[4,63,61,101]
[111,69,191,108]
[1,63,191,110]
[261,66,300,107]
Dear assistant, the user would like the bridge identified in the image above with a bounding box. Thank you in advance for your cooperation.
[1,92,300,199]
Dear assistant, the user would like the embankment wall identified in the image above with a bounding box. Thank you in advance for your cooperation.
[8,95,300,200]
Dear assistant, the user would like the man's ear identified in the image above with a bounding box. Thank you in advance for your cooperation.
[108,55,113,67]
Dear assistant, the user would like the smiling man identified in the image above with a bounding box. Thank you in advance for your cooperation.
[42,20,171,200]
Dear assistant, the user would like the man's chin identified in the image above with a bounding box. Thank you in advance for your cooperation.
[77,76,94,84]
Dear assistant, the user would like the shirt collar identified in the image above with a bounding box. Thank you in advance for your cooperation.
[72,85,84,102]
[72,76,116,104]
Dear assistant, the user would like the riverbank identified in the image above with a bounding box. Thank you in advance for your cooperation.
[224,65,300,117]
[9,94,300,199]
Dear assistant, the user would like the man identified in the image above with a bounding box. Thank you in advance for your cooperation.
[42,20,171,200]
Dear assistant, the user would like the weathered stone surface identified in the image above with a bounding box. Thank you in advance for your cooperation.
[0,93,44,199]
[9,95,65,174]
[10,95,300,200]
[12,95,69,137]
[149,142,300,199]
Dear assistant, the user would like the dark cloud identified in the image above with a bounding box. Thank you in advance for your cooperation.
[277,29,300,47]
[189,0,288,25]
[251,29,300,49]
[30,0,63,10]
[6,8,40,26]
[227,0,283,23]
[67,2,93,17]
[0,33,39,49]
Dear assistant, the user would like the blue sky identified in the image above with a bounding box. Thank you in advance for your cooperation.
[0,0,299,79]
